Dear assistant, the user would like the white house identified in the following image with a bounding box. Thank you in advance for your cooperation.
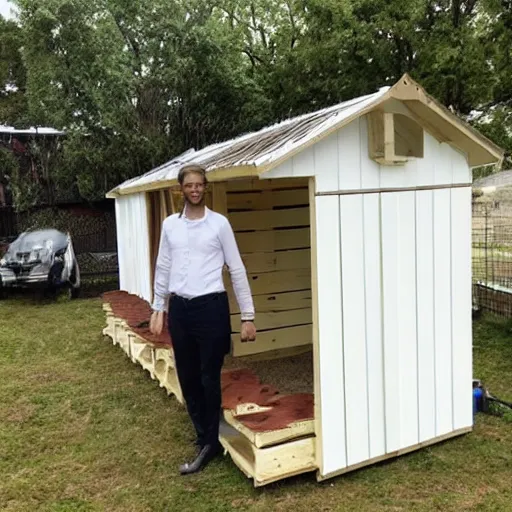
[105,74,504,485]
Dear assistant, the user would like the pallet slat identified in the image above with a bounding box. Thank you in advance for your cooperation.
[228,188,309,210]
[235,228,310,253]
[231,307,312,332]
[232,324,312,357]
[241,249,311,274]
[230,207,310,232]
[228,289,312,314]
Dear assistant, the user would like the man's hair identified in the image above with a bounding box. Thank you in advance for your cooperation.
[177,163,208,186]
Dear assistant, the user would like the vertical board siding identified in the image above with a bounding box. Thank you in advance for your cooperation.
[451,148,471,185]
[339,194,369,466]
[451,187,473,429]
[363,194,386,459]
[380,193,401,453]
[397,192,419,449]
[416,190,437,442]
[315,195,347,475]
[115,194,152,303]
[433,188,454,436]
[359,117,381,189]
[338,119,361,190]
[314,131,340,192]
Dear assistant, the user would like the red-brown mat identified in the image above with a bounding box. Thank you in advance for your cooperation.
[234,393,314,432]
[102,291,172,347]
[103,292,313,432]
[220,368,279,409]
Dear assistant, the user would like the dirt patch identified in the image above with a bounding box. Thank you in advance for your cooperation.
[2,402,38,423]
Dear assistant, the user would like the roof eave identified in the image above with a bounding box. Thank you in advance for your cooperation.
[390,73,505,168]
[106,164,262,198]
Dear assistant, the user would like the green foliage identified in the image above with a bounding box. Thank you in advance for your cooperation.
[1,0,512,209]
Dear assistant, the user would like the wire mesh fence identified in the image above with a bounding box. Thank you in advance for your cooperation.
[472,200,512,316]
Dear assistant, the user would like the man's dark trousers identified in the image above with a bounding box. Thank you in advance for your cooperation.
[168,291,232,448]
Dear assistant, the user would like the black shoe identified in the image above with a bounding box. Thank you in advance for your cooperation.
[179,442,223,475]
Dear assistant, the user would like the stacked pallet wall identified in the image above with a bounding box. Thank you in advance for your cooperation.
[223,178,313,357]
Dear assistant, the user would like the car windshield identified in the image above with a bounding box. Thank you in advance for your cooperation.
[6,229,68,255]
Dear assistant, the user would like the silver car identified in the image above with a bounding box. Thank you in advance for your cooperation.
[0,229,80,298]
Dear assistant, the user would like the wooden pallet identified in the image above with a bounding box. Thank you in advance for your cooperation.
[101,301,317,487]
[219,426,316,487]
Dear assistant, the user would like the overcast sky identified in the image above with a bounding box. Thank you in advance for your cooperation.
[0,0,17,20]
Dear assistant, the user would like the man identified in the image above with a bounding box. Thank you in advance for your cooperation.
[149,163,257,475]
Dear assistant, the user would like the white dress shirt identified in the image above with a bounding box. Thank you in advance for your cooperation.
[152,206,255,321]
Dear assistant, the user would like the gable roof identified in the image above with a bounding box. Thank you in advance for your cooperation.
[107,74,504,198]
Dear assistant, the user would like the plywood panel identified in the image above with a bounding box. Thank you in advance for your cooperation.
[247,269,311,296]
[227,188,309,210]
[228,290,312,314]
[231,308,312,332]
[314,131,339,193]
[451,147,471,185]
[227,177,309,192]
[339,194,369,466]
[416,133,436,187]
[380,193,401,453]
[451,187,472,430]
[397,191,419,449]
[315,195,347,474]
[232,324,312,357]
[359,116,380,189]
[338,119,361,190]
[241,249,311,274]
[416,189,436,442]
[363,193,386,458]
[433,188,453,436]
[230,207,310,232]
[235,228,310,253]
[433,143,453,186]
[291,145,315,177]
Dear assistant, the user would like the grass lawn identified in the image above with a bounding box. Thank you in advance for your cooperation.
[1,296,512,511]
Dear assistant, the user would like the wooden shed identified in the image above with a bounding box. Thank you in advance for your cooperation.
[103,74,504,486]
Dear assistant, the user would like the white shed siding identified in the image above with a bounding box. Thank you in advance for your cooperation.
[114,193,152,303]
[451,186,473,430]
[303,118,474,478]
[263,116,471,190]
[315,195,347,475]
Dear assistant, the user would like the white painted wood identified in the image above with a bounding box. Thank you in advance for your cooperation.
[363,194,386,458]
[451,187,473,429]
[380,193,401,453]
[292,146,315,177]
[433,188,454,436]
[264,158,293,179]
[359,116,380,190]
[315,195,347,475]
[397,191,419,449]
[339,194,369,466]
[415,190,436,442]
[416,133,436,187]
[451,147,471,185]
[434,143,454,186]
[313,131,339,192]
[337,119,361,190]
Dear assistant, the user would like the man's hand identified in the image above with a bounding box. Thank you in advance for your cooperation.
[241,321,256,342]
[150,310,164,335]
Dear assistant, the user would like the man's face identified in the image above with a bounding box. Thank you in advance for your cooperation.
[181,171,206,206]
